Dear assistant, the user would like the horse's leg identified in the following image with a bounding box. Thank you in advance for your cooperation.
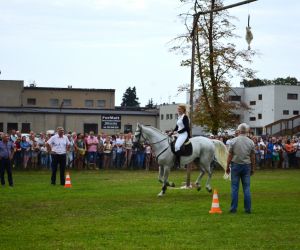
[158,165,171,196]
[204,161,214,193]
[195,163,205,192]
[158,165,164,183]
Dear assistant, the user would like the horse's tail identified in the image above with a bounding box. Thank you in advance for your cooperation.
[212,139,230,180]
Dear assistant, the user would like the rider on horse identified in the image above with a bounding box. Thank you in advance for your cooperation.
[170,104,191,166]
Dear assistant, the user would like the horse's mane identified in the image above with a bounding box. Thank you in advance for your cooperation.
[143,125,167,137]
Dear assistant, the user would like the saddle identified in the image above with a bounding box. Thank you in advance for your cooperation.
[171,137,193,156]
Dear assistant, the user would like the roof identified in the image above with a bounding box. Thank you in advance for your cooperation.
[24,86,115,92]
[0,107,158,116]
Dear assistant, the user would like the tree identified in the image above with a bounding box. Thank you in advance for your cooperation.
[120,86,140,107]
[273,76,298,85]
[145,98,155,109]
[172,0,256,134]
[241,76,298,87]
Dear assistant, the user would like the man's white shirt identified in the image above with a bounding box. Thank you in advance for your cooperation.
[47,134,70,154]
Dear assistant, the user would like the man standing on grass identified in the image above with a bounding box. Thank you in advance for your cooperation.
[46,127,70,185]
[0,133,15,187]
[226,123,255,214]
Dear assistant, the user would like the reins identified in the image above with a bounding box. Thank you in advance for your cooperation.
[135,126,171,161]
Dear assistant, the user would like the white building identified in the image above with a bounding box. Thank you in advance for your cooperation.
[188,84,300,135]
[159,103,206,136]
[159,103,178,133]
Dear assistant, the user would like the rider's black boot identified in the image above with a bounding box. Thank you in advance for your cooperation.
[174,151,181,168]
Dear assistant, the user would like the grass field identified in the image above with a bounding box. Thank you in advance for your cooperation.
[1,169,300,249]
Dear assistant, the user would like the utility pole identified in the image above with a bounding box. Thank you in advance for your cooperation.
[185,0,258,188]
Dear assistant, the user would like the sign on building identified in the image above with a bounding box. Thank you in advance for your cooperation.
[101,115,121,129]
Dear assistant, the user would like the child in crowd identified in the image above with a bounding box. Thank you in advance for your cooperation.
[31,141,39,169]
[259,144,265,169]
[40,145,48,167]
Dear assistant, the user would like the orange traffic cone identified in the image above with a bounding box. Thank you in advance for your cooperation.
[209,189,222,214]
[64,172,72,188]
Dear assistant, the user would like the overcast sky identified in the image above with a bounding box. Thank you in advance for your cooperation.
[0,0,299,106]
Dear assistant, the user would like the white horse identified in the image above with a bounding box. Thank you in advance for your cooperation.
[134,124,229,196]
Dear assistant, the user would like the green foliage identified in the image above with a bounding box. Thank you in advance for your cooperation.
[1,170,300,249]
[121,86,140,107]
[145,98,155,109]
[172,0,256,134]
[242,77,299,87]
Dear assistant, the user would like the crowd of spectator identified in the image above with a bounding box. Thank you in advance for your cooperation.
[2,129,300,172]
[2,129,159,171]
[215,133,300,169]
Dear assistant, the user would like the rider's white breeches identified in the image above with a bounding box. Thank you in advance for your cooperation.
[175,131,188,152]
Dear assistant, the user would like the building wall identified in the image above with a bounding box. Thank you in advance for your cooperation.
[0,112,157,134]
[0,80,158,134]
[244,85,275,127]
[158,103,205,135]
[273,85,300,120]
[159,103,178,132]
[0,80,23,107]
[189,84,300,135]
[22,87,115,109]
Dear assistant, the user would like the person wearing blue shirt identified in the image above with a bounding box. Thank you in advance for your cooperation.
[0,133,15,187]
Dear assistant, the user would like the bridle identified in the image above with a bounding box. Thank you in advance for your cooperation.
[134,126,168,145]
[134,126,171,161]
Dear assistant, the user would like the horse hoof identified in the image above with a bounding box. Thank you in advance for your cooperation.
[206,187,212,193]
[158,179,163,183]
[170,182,175,187]
[158,191,164,197]
[195,183,201,191]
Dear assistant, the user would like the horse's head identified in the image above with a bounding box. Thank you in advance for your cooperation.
[133,123,145,145]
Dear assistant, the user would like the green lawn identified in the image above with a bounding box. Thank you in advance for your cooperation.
[1,169,300,249]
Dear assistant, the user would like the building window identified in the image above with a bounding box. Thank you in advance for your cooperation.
[283,110,289,115]
[166,114,170,120]
[287,93,298,100]
[63,99,72,106]
[170,114,173,120]
[175,114,178,119]
[124,124,132,134]
[258,94,262,100]
[7,123,18,132]
[84,123,98,134]
[249,117,256,121]
[258,114,262,119]
[229,95,241,102]
[293,110,299,115]
[161,114,164,120]
[21,123,30,133]
[27,98,36,105]
[85,100,94,107]
[250,101,256,105]
[0,123,3,132]
[50,98,59,107]
[97,100,106,107]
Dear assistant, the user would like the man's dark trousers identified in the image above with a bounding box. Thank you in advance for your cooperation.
[51,154,66,185]
[0,158,13,186]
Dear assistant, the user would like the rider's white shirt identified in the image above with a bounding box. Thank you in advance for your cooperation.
[176,114,185,131]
